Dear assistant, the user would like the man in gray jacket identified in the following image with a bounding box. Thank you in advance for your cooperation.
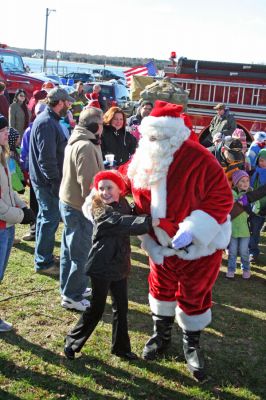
[59,107,104,311]
[209,103,237,139]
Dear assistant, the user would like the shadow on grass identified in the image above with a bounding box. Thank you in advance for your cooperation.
[64,354,195,400]
[13,241,34,255]
[0,356,111,400]
[0,333,194,399]
[0,389,21,400]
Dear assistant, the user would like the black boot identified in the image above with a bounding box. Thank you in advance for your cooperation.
[182,330,206,382]
[142,314,174,360]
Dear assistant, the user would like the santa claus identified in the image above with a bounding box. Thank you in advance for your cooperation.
[126,100,233,381]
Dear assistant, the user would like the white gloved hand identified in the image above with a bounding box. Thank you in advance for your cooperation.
[172,230,193,250]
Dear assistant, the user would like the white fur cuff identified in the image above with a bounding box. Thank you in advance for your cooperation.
[175,306,212,331]
[149,294,176,316]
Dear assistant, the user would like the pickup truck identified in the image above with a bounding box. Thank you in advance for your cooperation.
[0,44,45,101]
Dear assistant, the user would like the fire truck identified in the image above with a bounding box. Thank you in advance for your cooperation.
[164,52,266,143]
[0,43,45,101]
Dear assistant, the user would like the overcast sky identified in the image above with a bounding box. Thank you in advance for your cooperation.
[3,0,266,63]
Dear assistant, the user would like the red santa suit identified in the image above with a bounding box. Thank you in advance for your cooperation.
[127,101,233,332]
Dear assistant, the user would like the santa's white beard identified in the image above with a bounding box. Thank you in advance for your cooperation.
[128,137,178,188]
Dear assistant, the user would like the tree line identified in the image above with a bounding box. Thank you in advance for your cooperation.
[12,47,168,70]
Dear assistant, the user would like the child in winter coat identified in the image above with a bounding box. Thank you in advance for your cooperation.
[249,148,266,262]
[8,127,25,194]
[64,170,159,360]
[226,170,252,279]
[0,115,35,332]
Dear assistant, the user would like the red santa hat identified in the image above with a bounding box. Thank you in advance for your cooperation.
[93,170,126,194]
[150,100,183,118]
[139,100,190,143]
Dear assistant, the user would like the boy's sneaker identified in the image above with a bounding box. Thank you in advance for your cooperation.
[0,319,13,332]
[226,271,235,279]
[61,296,90,312]
[82,287,92,298]
[242,270,251,279]
[22,232,35,241]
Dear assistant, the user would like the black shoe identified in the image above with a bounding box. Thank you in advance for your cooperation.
[113,351,138,360]
[64,346,75,360]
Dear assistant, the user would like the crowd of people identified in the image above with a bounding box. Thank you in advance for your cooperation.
[1,80,266,381]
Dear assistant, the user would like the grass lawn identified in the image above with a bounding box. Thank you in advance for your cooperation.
[0,219,265,400]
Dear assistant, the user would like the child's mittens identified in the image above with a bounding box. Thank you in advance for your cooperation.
[238,194,248,206]
[172,230,193,250]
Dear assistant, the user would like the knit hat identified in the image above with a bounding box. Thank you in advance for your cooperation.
[232,170,249,186]
[257,148,266,160]
[232,128,247,152]
[254,131,266,143]
[8,127,20,151]
[33,89,47,101]
[0,115,8,130]
[93,170,126,194]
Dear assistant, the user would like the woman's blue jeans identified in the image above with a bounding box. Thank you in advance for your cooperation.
[0,226,15,281]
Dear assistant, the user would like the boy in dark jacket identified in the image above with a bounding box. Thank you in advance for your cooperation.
[64,170,159,360]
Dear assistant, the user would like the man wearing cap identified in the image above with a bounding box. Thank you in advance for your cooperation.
[70,82,88,123]
[59,107,104,311]
[127,100,233,381]
[209,103,237,140]
[29,88,74,275]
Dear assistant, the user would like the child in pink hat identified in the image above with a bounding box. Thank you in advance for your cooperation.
[227,170,252,279]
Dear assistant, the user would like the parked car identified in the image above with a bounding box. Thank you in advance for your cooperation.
[92,68,126,84]
[61,72,95,84]
[84,81,135,116]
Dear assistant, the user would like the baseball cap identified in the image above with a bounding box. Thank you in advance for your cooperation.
[47,88,74,103]
[213,103,225,110]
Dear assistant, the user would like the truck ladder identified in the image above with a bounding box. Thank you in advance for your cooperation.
[170,78,266,112]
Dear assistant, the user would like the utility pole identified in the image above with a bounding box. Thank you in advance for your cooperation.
[43,8,56,73]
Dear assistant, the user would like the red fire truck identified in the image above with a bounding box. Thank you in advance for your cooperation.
[164,52,266,143]
[0,43,45,101]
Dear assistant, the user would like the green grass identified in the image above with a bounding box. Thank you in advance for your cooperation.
[0,218,265,399]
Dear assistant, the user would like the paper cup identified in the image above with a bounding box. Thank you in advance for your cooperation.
[105,154,115,166]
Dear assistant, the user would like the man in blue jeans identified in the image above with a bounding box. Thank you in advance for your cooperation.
[59,107,104,311]
[29,88,74,275]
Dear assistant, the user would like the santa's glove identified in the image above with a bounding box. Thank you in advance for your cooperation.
[21,207,36,225]
[237,194,249,207]
[172,230,193,250]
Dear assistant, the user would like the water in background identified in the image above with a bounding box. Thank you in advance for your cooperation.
[24,57,125,77]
